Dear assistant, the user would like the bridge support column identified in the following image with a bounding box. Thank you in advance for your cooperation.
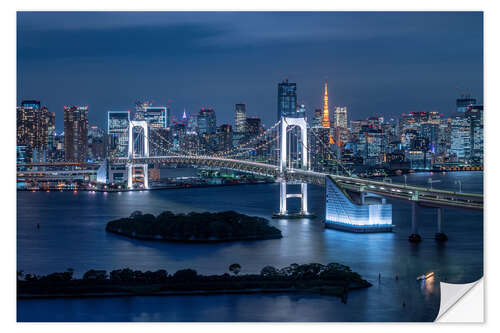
[274,181,314,219]
[127,164,149,190]
[279,180,287,215]
[143,164,149,190]
[408,202,422,243]
[301,183,308,214]
[273,116,314,219]
[435,207,448,241]
[127,164,133,189]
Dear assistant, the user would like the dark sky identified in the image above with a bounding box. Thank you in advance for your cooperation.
[17,11,483,131]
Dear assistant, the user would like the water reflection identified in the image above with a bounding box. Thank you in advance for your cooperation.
[17,172,483,322]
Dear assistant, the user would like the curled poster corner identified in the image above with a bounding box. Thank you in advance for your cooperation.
[435,278,484,322]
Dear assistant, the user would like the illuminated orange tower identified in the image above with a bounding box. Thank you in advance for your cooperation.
[322,80,330,128]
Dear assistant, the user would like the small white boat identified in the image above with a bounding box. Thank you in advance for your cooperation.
[417,272,434,281]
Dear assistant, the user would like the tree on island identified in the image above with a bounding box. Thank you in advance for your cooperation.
[229,263,241,276]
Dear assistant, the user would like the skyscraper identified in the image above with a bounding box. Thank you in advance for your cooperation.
[216,124,233,152]
[466,104,483,164]
[197,107,217,153]
[143,106,169,128]
[322,80,330,128]
[64,105,88,162]
[312,108,323,128]
[332,106,348,128]
[450,112,471,161]
[277,79,297,120]
[197,107,217,135]
[234,103,247,133]
[107,111,130,157]
[16,100,49,162]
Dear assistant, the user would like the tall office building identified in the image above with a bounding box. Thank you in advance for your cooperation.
[332,106,348,128]
[322,80,330,128]
[466,104,483,164]
[47,112,55,149]
[332,106,348,145]
[143,106,169,128]
[312,108,323,128]
[16,100,49,162]
[47,111,56,161]
[216,124,233,152]
[277,79,297,120]
[197,107,217,153]
[107,111,130,157]
[197,107,217,135]
[450,112,471,161]
[450,95,482,163]
[234,103,247,133]
[88,125,107,161]
[64,105,88,162]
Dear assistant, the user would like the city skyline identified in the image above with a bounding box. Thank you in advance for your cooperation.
[17,12,483,130]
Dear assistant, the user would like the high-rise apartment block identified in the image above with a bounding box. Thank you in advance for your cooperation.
[64,105,88,162]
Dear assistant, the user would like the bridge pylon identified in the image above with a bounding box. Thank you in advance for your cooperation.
[273,117,315,219]
[127,121,150,190]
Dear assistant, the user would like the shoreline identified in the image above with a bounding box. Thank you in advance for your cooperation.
[106,228,283,242]
[18,286,362,300]
[17,180,274,192]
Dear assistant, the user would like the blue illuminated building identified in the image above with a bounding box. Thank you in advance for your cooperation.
[324,176,393,232]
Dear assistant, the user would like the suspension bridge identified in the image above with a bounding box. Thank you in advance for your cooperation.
[19,116,483,241]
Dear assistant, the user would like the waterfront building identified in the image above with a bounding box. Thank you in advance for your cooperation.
[325,176,393,232]
[107,111,130,157]
[64,105,88,162]
[450,112,471,162]
[420,123,440,153]
[88,125,107,162]
[16,100,49,163]
[277,78,297,120]
[47,111,56,160]
[405,150,431,169]
[466,104,484,164]
[16,145,27,165]
[438,118,452,156]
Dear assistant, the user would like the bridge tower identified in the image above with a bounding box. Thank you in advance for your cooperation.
[127,120,149,190]
[274,117,314,218]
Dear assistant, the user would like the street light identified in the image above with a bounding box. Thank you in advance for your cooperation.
[404,175,407,187]
[455,180,462,193]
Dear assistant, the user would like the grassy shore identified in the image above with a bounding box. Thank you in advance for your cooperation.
[18,263,372,301]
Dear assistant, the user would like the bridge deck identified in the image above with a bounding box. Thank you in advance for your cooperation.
[108,156,484,211]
